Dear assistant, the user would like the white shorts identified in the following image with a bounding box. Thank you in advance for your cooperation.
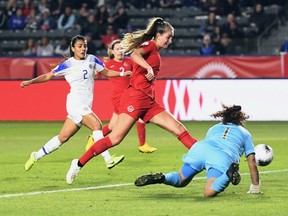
[66,93,93,127]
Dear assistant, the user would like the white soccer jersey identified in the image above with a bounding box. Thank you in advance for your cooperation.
[52,54,105,125]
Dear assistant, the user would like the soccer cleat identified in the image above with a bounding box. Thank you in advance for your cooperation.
[24,152,37,171]
[135,173,165,186]
[85,134,94,151]
[226,163,241,185]
[139,143,157,153]
[66,159,81,184]
[106,155,125,169]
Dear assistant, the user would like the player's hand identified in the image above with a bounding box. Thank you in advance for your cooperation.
[247,184,261,194]
[121,71,132,77]
[20,80,32,88]
[145,67,154,81]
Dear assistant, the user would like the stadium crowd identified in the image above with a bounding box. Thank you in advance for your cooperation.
[0,0,287,56]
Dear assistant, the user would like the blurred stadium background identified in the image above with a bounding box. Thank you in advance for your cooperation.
[1,0,288,121]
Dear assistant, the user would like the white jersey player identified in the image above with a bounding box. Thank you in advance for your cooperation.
[21,35,130,173]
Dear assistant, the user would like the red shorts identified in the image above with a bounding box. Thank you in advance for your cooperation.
[111,97,121,114]
[119,87,165,123]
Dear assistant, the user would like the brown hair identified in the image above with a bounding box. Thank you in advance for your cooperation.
[121,17,173,54]
[211,104,249,126]
[103,39,121,61]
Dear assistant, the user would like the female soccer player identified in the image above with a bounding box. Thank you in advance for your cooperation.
[66,17,197,184]
[135,105,261,197]
[21,35,131,171]
[85,39,157,153]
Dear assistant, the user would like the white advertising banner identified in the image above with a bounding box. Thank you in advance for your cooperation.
[161,79,288,121]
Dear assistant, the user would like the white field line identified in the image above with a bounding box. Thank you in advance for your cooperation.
[0,169,287,199]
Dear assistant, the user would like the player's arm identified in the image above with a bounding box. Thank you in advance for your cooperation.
[100,68,131,77]
[20,71,55,88]
[131,47,154,81]
[246,153,261,194]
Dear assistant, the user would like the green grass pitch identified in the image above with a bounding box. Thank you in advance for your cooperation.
[0,121,287,215]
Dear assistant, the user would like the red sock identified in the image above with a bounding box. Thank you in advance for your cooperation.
[136,121,146,146]
[79,136,113,166]
[178,131,197,149]
[102,124,112,136]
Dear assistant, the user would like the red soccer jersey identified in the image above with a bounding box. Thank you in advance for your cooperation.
[104,57,133,103]
[130,40,160,99]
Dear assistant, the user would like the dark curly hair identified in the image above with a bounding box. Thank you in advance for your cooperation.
[211,104,249,126]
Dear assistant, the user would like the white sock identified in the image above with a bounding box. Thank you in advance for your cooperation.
[35,135,62,160]
[93,130,112,163]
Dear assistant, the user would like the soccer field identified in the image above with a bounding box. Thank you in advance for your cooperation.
[0,121,287,215]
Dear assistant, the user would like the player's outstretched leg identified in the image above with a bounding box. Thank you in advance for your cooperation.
[24,152,37,171]
[85,135,125,169]
[135,173,165,186]
[226,163,241,185]
[66,159,81,184]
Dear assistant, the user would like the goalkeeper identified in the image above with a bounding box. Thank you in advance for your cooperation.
[135,104,261,197]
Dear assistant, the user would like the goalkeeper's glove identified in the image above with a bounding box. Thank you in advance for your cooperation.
[247,184,261,194]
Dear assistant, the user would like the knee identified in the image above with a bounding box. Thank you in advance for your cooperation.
[109,134,124,146]
[58,135,70,143]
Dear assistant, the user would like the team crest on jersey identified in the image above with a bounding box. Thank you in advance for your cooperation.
[141,41,149,46]
[89,64,93,69]
[127,105,134,112]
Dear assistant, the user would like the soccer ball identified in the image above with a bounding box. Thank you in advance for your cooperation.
[254,144,274,166]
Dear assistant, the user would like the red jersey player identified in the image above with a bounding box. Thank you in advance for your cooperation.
[66,17,198,184]
[86,39,157,153]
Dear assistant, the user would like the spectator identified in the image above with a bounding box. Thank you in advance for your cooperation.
[96,4,109,35]
[38,8,56,30]
[0,7,7,29]
[216,33,236,55]
[24,8,40,31]
[36,36,54,56]
[20,0,34,17]
[280,39,288,52]
[37,0,50,14]
[222,0,241,17]
[200,11,218,36]
[211,25,222,49]
[50,0,68,18]
[159,0,182,8]
[6,0,18,19]
[7,8,26,30]
[106,15,116,30]
[74,4,88,31]
[113,6,130,30]
[201,0,223,16]
[221,13,236,35]
[145,0,160,8]
[182,0,199,8]
[81,13,100,39]
[226,21,245,49]
[85,32,97,55]
[248,3,268,35]
[101,25,120,49]
[57,6,75,30]
[199,34,216,56]
[21,38,37,56]
[54,37,70,56]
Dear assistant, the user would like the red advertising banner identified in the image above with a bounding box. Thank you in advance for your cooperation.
[159,56,282,78]
[0,55,287,79]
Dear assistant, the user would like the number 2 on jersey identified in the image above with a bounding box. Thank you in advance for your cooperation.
[83,70,88,79]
